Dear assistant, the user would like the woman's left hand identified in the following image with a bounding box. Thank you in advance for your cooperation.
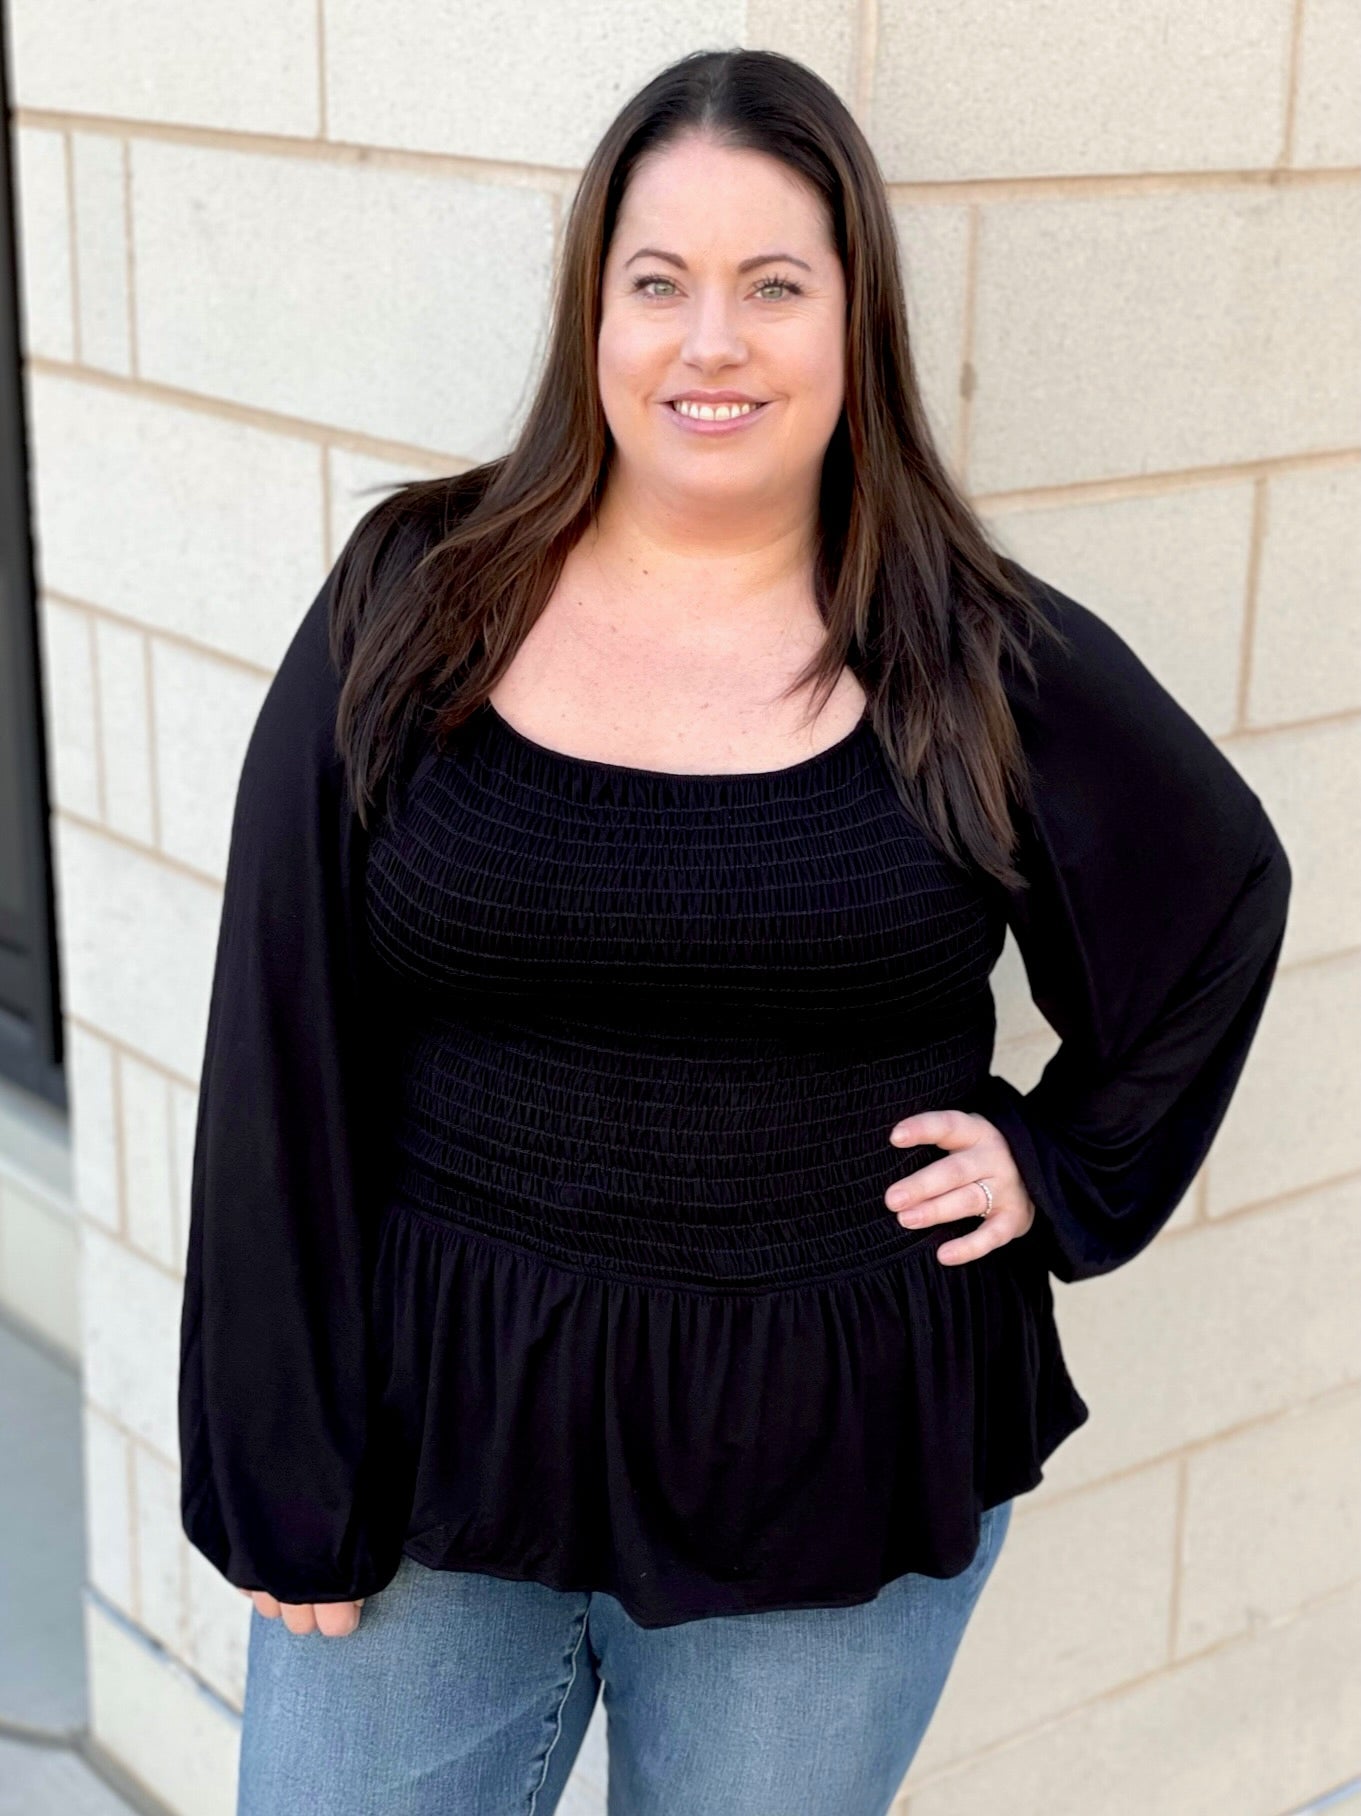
[886,1109,1036,1266]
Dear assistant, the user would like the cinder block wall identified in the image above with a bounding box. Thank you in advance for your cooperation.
[6,4,1358,1813]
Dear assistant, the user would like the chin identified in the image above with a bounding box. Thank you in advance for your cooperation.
[660,462,767,494]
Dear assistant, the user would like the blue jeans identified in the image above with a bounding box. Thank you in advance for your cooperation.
[236,1497,1012,1816]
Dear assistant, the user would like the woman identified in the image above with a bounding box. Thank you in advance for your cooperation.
[178,47,1292,1816]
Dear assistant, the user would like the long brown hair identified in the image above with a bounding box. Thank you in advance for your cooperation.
[330,47,1067,891]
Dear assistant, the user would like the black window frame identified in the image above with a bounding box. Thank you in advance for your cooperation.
[0,22,65,1111]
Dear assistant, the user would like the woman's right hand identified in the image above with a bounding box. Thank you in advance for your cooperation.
[238,1587,365,1636]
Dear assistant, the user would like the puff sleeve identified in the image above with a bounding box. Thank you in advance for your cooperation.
[970,571,1293,1285]
[177,531,407,1604]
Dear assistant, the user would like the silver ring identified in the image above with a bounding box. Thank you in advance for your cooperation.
[976,1179,994,1217]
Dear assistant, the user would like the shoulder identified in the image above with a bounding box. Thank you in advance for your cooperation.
[996,561,1180,726]
[329,467,502,633]
[994,560,1271,882]
[254,472,489,766]
[996,560,1244,781]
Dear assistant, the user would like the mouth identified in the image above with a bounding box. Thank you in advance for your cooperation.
[662,398,772,433]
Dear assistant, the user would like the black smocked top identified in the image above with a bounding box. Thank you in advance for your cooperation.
[178,500,1292,1626]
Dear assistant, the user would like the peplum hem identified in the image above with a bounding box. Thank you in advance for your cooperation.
[369,1195,1090,1629]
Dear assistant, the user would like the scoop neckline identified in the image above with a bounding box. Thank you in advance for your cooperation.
[481,697,874,783]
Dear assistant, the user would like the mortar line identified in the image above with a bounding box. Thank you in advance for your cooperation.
[1237,474,1269,729]
[1279,0,1308,169]
[12,104,1357,200]
[61,129,81,364]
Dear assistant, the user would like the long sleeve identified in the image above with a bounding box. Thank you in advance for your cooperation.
[177,529,406,1604]
[970,569,1293,1285]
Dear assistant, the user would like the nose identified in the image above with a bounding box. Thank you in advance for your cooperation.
[678,284,749,373]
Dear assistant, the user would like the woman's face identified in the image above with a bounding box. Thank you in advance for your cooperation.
[597,134,847,517]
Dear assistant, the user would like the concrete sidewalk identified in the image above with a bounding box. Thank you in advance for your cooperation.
[0,1309,161,1816]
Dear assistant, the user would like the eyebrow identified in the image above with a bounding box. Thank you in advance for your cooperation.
[623,247,813,274]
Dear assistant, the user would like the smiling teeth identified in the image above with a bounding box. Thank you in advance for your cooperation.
[672,400,761,420]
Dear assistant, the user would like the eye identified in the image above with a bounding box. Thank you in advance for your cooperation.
[627,272,807,301]
[754,275,806,300]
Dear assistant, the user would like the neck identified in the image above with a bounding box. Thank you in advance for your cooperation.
[587,468,820,618]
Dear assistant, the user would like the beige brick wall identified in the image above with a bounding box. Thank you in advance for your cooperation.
[5,3,1357,1813]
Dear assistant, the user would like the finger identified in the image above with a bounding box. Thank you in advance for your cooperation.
[935,1225,1011,1266]
[281,1602,318,1636]
[889,1108,980,1150]
[252,1591,282,1619]
[891,1180,1000,1227]
[886,1150,986,1212]
[315,1601,363,1639]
